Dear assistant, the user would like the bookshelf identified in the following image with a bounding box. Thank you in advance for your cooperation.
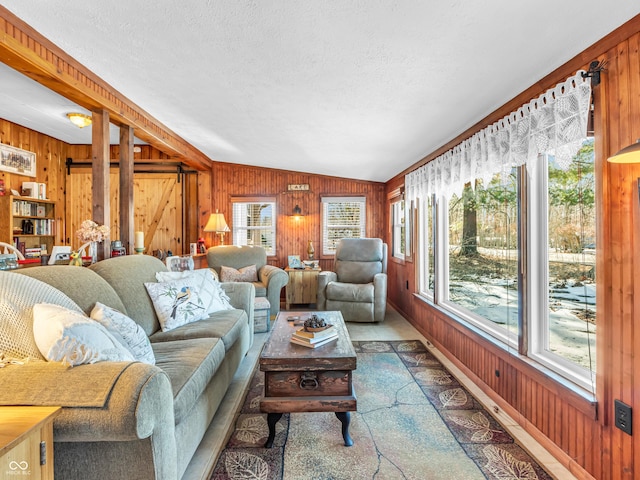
[0,195,56,258]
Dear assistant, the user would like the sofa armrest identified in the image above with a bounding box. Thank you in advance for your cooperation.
[221,281,256,336]
[0,361,175,443]
[316,271,337,310]
[258,264,288,317]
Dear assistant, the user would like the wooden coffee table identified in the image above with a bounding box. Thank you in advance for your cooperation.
[259,310,357,447]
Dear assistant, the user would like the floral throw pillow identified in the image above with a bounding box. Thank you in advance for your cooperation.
[155,269,233,314]
[144,278,208,332]
[220,264,258,283]
[90,302,155,365]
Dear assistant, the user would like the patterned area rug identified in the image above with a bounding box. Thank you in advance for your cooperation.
[211,340,553,480]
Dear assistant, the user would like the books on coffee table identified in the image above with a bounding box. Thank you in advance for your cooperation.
[290,334,338,348]
[290,326,338,348]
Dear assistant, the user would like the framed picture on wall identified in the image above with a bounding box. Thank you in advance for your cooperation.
[0,143,36,177]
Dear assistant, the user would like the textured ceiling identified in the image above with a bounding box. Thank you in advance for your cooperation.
[1,1,639,182]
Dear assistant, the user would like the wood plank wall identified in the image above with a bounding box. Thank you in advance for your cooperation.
[1,121,386,270]
[0,119,66,245]
[384,18,640,480]
[207,162,386,271]
[66,144,196,255]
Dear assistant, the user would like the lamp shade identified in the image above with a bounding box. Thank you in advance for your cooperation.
[608,140,640,163]
[204,212,229,233]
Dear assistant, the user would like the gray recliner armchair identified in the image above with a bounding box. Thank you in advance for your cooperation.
[317,238,388,323]
[206,245,288,318]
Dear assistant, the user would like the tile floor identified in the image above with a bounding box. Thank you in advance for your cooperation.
[182,306,576,480]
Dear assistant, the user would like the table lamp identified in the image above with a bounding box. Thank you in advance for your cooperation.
[204,210,230,245]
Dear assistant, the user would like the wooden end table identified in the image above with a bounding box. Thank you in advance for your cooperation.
[285,267,320,309]
[259,310,357,447]
[0,406,61,480]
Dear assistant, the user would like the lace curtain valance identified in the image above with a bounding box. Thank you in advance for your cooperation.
[406,71,592,202]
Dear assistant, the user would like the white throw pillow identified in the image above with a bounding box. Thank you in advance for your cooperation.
[155,269,234,314]
[90,302,155,365]
[32,303,135,366]
[144,277,209,332]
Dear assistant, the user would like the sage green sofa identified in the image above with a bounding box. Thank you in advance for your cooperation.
[0,255,255,480]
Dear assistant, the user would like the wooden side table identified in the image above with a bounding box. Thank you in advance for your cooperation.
[192,253,208,269]
[285,267,320,309]
[0,406,61,480]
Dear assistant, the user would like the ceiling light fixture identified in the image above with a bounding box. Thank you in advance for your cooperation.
[608,139,640,164]
[66,112,92,128]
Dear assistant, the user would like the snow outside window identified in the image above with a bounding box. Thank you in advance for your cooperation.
[528,141,596,391]
[441,171,520,346]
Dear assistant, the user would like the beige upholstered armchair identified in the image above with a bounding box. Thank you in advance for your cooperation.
[317,238,388,323]
[206,245,288,317]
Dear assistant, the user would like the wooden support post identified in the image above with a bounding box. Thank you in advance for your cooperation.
[120,125,135,254]
[92,109,110,261]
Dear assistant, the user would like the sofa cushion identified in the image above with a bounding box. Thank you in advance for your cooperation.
[90,302,156,365]
[151,338,225,424]
[335,237,385,284]
[206,245,267,275]
[15,265,127,315]
[326,281,375,303]
[149,309,247,352]
[33,303,135,366]
[90,255,169,336]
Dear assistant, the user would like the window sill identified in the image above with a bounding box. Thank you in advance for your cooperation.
[413,292,598,420]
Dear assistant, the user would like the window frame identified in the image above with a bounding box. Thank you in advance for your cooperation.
[389,188,406,262]
[526,153,596,391]
[230,196,277,256]
[436,178,520,350]
[320,196,366,257]
[414,144,596,392]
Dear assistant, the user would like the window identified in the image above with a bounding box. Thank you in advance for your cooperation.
[417,195,436,300]
[231,198,276,255]
[528,140,596,388]
[443,172,520,343]
[406,72,594,391]
[391,197,405,260]
[413,138,595,390]
[321,196,366,256]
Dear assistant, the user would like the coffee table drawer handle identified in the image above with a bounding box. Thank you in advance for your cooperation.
[299,372,319,390]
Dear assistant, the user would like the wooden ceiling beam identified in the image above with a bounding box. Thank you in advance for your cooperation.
[0,6,213,171]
